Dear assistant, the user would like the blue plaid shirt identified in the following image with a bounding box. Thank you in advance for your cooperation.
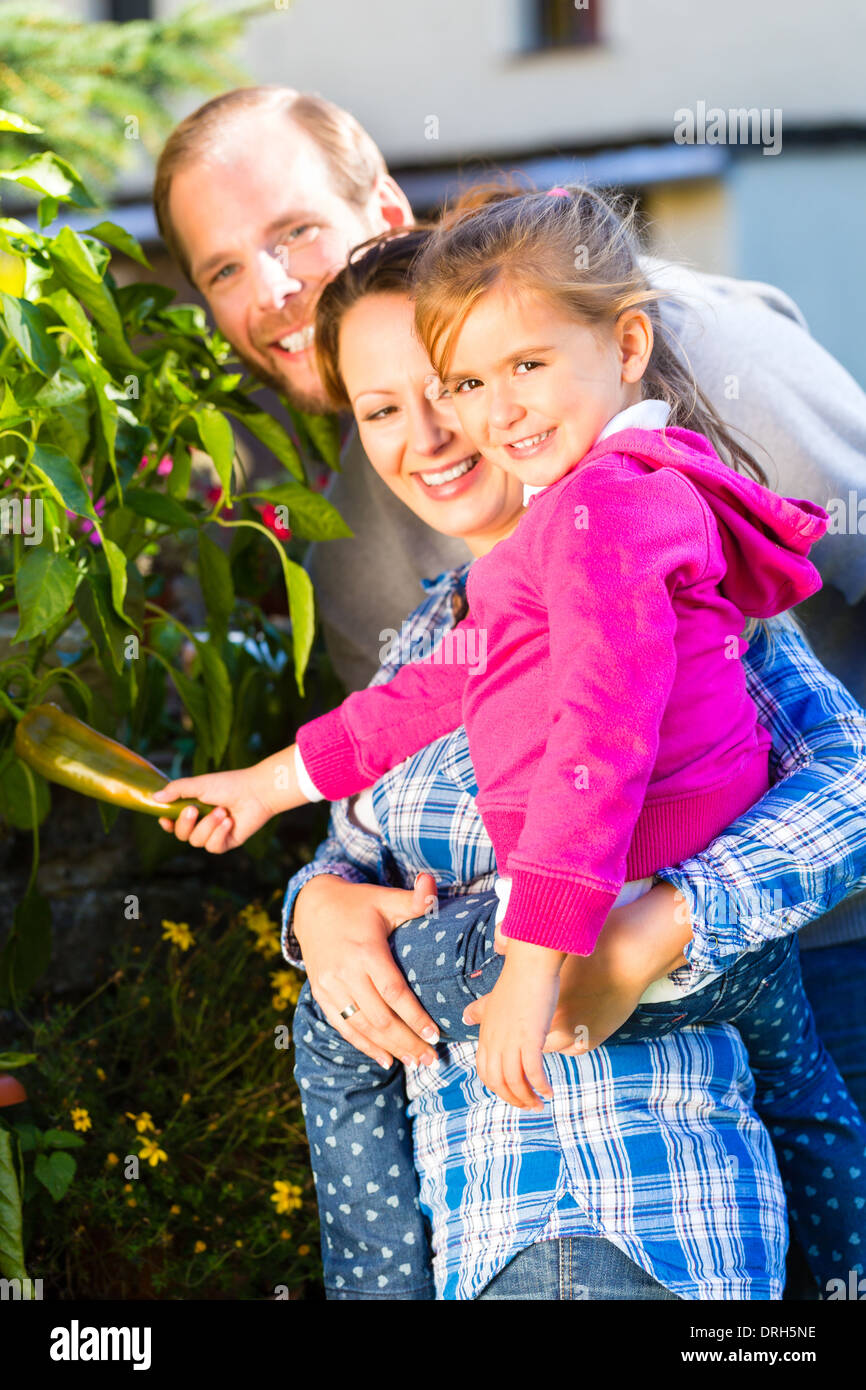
[282,564,866,1299]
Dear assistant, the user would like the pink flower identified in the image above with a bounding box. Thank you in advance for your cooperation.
[137,454,173,476]
[259,503,291,541]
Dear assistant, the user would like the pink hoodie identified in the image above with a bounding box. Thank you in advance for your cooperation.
[297,426,828,955]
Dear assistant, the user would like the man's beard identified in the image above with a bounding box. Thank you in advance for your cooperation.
[233,341,332,417]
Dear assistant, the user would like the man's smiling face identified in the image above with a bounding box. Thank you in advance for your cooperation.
[168,111,399,413]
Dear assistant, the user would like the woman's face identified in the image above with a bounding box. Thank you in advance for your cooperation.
[337,292,525,551]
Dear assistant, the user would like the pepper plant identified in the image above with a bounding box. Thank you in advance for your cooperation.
[0,109,349,1004]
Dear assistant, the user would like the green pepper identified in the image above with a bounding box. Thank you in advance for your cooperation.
[13,702,215,821]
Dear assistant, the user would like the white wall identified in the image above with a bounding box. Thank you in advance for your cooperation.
[155,0,866,163]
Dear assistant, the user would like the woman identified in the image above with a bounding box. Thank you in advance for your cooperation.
[159,228,866,1300]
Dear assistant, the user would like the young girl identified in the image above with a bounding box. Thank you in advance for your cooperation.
[288,184,835,1102]
[155,192,866,1296]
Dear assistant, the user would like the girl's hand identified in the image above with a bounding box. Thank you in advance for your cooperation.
[152,763,280,852]
[543,880,694,1053]
[470,941,561,1109]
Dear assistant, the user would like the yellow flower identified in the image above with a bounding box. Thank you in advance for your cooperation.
[161,919,194,951]
[138,1137,168,1167]
[106,1152,119,1167]
[235,1240,243,1248]
[181,1093,191,1105]
[270,1180,303,1216]
[95,1067,106,1082]
[194,1240,207,1253]
[280,1229,290,1240]
[298,1244,311,1256]
[170,1204,181,1215]
[270,969,301,1010]
[126,1111,156,1134]
[70,1107,92,1133]
[127,1198,137,1208]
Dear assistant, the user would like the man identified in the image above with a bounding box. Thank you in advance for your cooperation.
[153,85,866,1114]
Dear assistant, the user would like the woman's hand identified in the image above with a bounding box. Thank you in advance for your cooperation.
[471,941,562,1110]
[294,872,444,1070]
[152,742,313,851]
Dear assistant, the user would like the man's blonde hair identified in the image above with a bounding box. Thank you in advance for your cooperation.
[153,86,388,281]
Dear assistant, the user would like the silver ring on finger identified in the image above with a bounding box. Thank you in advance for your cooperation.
[339,1002,361,1021]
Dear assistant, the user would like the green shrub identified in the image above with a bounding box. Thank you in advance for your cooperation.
[0,887,321,1299]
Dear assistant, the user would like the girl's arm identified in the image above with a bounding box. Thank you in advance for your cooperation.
[655,617,866,975]
[295,613,478,799]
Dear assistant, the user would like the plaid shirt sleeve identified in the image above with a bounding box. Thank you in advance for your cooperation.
[279,813,381,970]
[280,565,472,970]
[657,615,866,973]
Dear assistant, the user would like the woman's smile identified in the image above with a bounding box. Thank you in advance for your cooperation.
[412,453,481,498]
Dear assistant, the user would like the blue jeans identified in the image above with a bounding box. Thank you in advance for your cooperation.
[293,891,866,1300]
[476,1234,681,1300]
[800,941,866,1117]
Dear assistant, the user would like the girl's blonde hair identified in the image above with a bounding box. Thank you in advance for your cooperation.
[412,180,780,650]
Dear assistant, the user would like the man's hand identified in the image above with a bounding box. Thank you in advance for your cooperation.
[470,941,562,1110]
[294,872,443,1070]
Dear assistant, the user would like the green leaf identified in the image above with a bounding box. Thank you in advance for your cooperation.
[249,481,352,541]
[100,535,128,621]
[162,661,213,761]
[84,222,151,269]
[222,402,304,482]
[198,530,234,639]
[47,228,141,371]
[34,365,88,409]
[40,1130,85,1151]
[1,889,52,1004]
[219,518,315,693]
[0,293,59,376]
[34,1150,76,1203]
[297,410,341,471]
[0,1129,27,1283]
[43,287,97,358]
[0,109,42,135]
[38,196,60,231]
[0,750,51,831]
[195,406,235,500]
[0,1054,37,1070]
[123,489,195,530]
[77,357,119,487]
[29,442,95,519]
[0,152,94,208]
[13,549,80,644]
[193,639,232,764]
[74,572,128,675]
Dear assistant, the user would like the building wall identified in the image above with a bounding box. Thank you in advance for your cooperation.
[731,145,866,388]
[152,0,866,162]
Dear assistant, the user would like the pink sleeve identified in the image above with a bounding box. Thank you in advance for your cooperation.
[501,464,709,955]
[295,613,478,798]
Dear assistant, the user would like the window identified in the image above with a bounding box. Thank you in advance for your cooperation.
[107,0,152,20]
[532,0,600,50]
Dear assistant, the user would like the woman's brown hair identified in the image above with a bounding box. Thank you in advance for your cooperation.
[313,225,437,409]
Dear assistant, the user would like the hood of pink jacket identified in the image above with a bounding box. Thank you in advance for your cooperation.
[580,425,829,618]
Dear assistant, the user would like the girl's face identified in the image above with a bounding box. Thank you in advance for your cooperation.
[441,281,651,490]
[338,291,525,554]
